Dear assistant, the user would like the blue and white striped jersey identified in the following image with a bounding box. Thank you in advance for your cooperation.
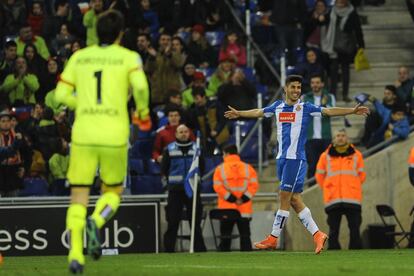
[263,100,323,160]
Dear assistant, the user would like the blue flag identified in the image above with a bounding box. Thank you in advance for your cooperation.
[184,146,200,198]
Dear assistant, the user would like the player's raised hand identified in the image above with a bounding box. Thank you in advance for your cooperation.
[353,103,370,117]
[224,106,240,119]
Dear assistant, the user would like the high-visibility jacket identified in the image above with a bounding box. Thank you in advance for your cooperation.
[167,142,197,185]
[315,144,366,210]
[408,148,414,186]
[213,155,259,217]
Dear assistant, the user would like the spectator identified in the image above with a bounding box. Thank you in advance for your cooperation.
[187,24,214,68]
[365,103,410,148]
[136,33,152,65]
[152,106,195,163]
[161,124,207,253]
[15,24,50,60]
[320,0,364,102]
[302,74,335,180]
[218,31,246,67]
[145,33,185,106]
[0,110,25,197]
[0,40,18,83]
[188,87,229,155]
[33,107,61,161]
[83,0,104,46]
[42,1,75,45]
[1,57,40,106]
[49,137,69,183]
[1,0,26,36]
[304,0,330,49]
[217,68,256,111]
[213,144,259,251]
[140,0,159,36]
[23,44,48,100]
[315,129,365,249]
[17,103,43,139]
[207,57,235,96]
[182,62,196,87]
[182,71,213,108]
[176,0,208,31]
[156,90,190,129]
[270,0,307,65]
[295,49,327,91]
[0,118,23,163]
[41,58,61,101]
[27,1,46,37]
[361,85,402,146]
[395,66,414,107]
[51,23,76,56]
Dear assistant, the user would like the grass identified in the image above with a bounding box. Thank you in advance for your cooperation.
[1,250,414,275]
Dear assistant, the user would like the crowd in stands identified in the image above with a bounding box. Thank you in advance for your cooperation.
[0,0,413,197]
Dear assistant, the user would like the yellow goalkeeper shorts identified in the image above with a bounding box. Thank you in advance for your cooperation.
[67,143,128,186]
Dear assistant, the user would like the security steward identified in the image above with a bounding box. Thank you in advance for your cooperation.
[315,129,366,249]
[213,144,259,251]
[161,124,207,252]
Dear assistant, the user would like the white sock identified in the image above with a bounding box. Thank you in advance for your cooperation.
[271,209,290,237]
[298,207,319,235]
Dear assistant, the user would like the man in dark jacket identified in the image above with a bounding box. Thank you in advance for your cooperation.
[161,124,207,253]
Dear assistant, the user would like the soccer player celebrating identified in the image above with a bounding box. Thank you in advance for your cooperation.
[224,75,369,254]
[55,10,150,273]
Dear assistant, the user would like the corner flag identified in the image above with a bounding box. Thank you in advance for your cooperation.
[184,144,200,198]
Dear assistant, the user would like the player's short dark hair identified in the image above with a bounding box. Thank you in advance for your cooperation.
[286,75,303,86]
[222,144,238,155]
[385,85,397,95]
[191,87,206,98]
[5,40,17,49]
[310,73,323,82]
[97,10,124,45]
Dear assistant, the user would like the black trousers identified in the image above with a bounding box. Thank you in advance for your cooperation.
[305,139,331,180]
[326,206,362,250]
[219,218,252,251]
[164,189,206,252]
[329,54,351,99]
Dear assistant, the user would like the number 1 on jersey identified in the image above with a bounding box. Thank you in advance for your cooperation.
[94,71,102,104]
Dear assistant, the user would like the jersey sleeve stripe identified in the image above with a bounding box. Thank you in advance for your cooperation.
[58,77,75,88]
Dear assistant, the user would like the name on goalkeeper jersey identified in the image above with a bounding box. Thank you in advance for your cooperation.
[279,112,296,123]
[76,57,124,65]
[81,107,119,116]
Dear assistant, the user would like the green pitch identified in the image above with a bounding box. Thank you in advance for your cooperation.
[1,250,414,275]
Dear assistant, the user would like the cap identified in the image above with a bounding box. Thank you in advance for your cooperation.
[0,110,12,119]
[192,24,205,35]
[193,71,205,81]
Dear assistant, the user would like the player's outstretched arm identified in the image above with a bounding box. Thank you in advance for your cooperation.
[224,105,264,119]
[322,103,370,117]
[130,68,151,131]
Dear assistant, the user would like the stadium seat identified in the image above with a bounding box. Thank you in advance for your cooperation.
[376,205,414,248]
[209,209,241,250]
[176,31,190,43]
[51,179,70,196]
[200,155,223,193]
[146,159,161,175]
[20,178,49,196]
[130,139,154,159]
[205,31,225,47]
[130,175,163,194]
[129,158,145,175]
[241,67,256,83]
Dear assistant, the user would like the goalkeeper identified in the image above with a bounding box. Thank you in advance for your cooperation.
[55,9,150,274]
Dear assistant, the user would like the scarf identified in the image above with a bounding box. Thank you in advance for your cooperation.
[321,4,354,58]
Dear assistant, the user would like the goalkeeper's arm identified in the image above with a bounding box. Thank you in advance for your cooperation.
[129,68,151,130]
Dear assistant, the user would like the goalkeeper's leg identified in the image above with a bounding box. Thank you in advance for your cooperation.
[66,187,90,274]
[87,184,123,260]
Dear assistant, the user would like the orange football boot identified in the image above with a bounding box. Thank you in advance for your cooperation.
[313,231,328,254]
[254,235,278,250]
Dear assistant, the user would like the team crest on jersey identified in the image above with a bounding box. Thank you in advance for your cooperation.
[296,105,301,111]
[279,112,296,123]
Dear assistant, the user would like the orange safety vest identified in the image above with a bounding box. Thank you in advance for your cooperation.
[408,148,414,168]
[213,155,259,218]
[315,144,366,209]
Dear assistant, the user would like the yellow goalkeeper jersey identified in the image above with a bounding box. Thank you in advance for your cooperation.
[55,44,149,146]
